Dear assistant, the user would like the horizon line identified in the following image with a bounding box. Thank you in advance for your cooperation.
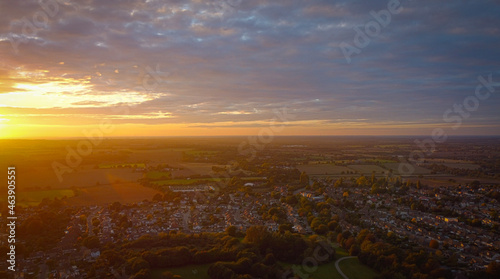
[2,134,500,140]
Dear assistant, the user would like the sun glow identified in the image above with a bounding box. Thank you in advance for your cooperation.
[0,79,155,109]
[0,115,11,138]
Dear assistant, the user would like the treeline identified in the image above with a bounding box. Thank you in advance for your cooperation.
[91,226,336,278]
[426,163,494,178]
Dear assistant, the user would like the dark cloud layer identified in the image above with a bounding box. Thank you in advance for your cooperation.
[1,0,499,134]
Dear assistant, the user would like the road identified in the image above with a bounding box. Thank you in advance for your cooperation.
[334,256,357,279]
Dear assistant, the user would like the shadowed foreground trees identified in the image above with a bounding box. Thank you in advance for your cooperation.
[90,226,336,278]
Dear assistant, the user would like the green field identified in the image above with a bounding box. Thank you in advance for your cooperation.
[338,257,378,279]
[99,163,146,169]
[278,244,377,279]
[242,177,267,181]
[152,264,211,279]
[280,260,344,279]
[334,245,349,257]
[172,163,229,178]
[153,176,265,186]
[145,171,172,179]
[0,189,75,207]
[383,163,431,175]
[347,165,387,174]
[443,163,480,170]
[67,183,161,206]
[154,178,225,186]
[184,150,219,156]
[297,164,353,175]
[361,159,397,163]
[298,163,393,176]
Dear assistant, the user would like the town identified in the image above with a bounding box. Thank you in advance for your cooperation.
[0,136,499,279]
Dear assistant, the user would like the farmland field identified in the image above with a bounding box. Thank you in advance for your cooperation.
[338,257,378,279]
[347,165,387,174]
[11,168,143,191]
[151,264,211,279]
[172,163,230,178]
[424,158,475,164]
[443,163,480,170]
[383,163,432,175]
[153,178,225,186]
[0,189,75,207]
[67,182,161,206]
[279,261,344,279]
[145,171,172,179]
[98,163,146,169]
[184,150,219,156]
[297,164,353,175]
[126,148,187,164]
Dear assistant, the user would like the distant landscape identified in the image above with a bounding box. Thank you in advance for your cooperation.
[0,136,499,278]
[2,0,500,278]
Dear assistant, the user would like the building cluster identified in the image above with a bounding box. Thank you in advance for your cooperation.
[4,180,499,278]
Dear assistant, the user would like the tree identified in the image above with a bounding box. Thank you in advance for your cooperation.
[314,224,328,235]
[244,226,271,247]
[226,226,238,237]
[279,224,293,234]
[356,176,368,187]
[300,172,309,186]
[131,269,151,279]
[486,261,500,277]
[327,220,338,231]
[344,237,355,249]
[153,193,163,202]
[83,236,100,249]
[349,244,361,256]
[429,239,439,249]
[263,253,276,265]
[92,217,100,227]
[125,257,150,275]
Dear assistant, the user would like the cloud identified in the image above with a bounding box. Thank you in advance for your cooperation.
[0,0,499,135]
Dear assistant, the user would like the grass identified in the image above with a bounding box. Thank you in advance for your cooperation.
[154,178,224,186]
[66,183,161,206]
[153,176,265,186]
[184,150,219,156]
[347,165,387,174]
[443,163,480,170]
[151,264,211,279]
[242,177,267,181]
[297,164,353,175]
[99,163,146,169]
[338,257,378,279]
[0,189,75,207]
[361,159,397,163]
[383,163,431,175]
[279,261,344,279]
[277,244,377,279]
[145,171,172,179]
[334,245,349,257]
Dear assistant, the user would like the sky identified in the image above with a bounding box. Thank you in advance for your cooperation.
[0,0,500,138]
